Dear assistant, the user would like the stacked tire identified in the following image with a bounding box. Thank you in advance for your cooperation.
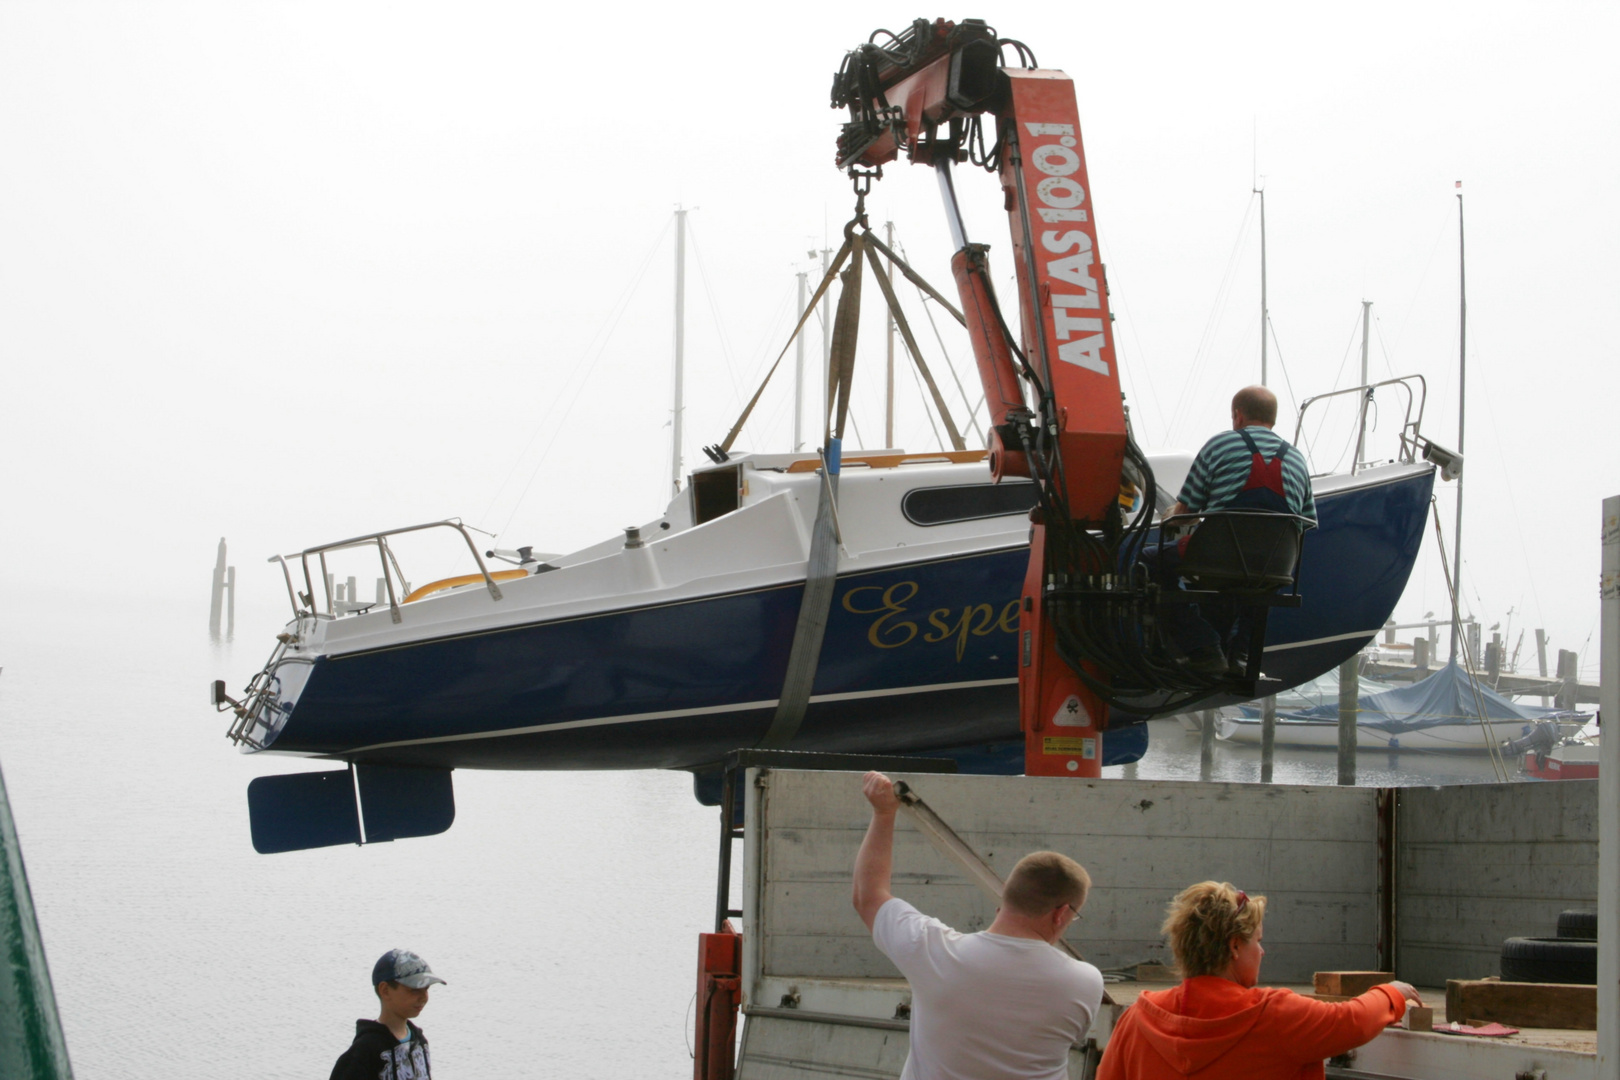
[1500,909,1597,984]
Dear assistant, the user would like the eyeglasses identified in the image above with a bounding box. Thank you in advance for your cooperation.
[1066,904,1082,921]
[1234,890,1249,912]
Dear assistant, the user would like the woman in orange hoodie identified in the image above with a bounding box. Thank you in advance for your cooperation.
[1097,882,1422,1080]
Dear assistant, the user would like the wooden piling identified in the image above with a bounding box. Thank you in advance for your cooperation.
[1260,696,1276,783]
[1337,657,1358,785]
[1199,709,1215,780]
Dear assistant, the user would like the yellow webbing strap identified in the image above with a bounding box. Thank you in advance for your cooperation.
[824,232,864,443]
[863,231,966,326]
[864,239,967,451]
[716,236,853,456]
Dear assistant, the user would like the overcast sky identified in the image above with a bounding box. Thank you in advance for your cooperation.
[2,1,1615,675]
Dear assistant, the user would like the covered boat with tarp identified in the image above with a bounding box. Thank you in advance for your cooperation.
[1218,661,1590,751]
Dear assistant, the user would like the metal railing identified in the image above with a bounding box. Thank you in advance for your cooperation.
[1293,374,1427,476]
[271,518,505,625]
[217,635,312,748]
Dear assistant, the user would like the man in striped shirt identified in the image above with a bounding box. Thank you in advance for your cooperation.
[1169,386,1315,523]
[1160,386,1314,675]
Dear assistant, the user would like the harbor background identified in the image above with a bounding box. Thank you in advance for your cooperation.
[0,587,1532,1078]
[1,1,1615,1076]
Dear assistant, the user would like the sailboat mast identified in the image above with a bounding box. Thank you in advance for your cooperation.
[1255,179,1278,785]
[1256,185,1268,386]
[1450,182,1467,664]
[671,207,687,496]
[794,270,808,452]
[885,220,896,447]
[1355,300,1371,470]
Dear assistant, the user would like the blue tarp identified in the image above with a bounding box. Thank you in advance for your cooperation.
[1274,661,1581,734]
[1237,669,1397,716]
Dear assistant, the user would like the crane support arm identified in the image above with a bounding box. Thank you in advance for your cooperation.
[831,21,1128,776]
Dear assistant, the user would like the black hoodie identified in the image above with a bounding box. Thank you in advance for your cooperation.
[329,1019,431,1080]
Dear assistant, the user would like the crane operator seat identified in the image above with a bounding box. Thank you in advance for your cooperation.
[1174,511,1303,594]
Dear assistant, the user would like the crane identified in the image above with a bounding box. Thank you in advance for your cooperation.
[830,19,1303,777]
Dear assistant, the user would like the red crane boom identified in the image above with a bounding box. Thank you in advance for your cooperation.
[832,19,1125,776]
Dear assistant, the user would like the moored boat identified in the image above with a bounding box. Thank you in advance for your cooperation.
[1523,739,1600,780]
[1217,661,1589,752]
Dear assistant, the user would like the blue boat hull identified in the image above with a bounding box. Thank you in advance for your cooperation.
[268,468,1434,770]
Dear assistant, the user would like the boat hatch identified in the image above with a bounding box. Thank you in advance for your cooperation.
[901,481,1038,526]
[692,464,742,525]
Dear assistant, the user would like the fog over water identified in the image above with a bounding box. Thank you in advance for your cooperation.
[0,592,1520,1078]
[0,2,1613,1076]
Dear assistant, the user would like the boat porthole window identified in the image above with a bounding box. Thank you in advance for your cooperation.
[901,482,1039,526]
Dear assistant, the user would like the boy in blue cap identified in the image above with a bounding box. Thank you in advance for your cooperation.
[329,949,445,1080]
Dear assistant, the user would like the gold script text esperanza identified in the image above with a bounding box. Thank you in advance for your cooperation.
[841,581,1020,661]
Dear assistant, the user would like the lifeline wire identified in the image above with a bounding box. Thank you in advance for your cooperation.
[485,216,674,539]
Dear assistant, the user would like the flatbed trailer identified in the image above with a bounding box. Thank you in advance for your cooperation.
[722,768,1600,1079]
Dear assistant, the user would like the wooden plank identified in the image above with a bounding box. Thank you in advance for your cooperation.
[1444,979,1597,1030]
[1313,971,1393,996]
[1400,1005,1434,1030]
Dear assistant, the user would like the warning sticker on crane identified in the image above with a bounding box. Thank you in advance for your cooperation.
[1052,694,1091,727]
[1042,736,1097,759]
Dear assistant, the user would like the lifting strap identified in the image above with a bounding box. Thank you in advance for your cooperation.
[716,235,854,456]
[825,232,865,442]
[715,227,970,457]
[762,234,865,748]
[863,231,966,327]
[864,240,967,451]
[759,446,842,748]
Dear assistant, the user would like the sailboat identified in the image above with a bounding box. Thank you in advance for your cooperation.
[213,196,1445,853]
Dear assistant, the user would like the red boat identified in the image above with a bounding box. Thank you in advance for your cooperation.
[1523,739,1599,780]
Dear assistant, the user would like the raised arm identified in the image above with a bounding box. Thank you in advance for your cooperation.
[1276,982,1420,1062]
[852,771,901,930]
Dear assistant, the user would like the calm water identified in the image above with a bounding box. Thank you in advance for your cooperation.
[0,591,1519,1078]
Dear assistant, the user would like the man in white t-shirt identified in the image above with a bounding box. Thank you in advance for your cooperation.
[852,772,1105,1080]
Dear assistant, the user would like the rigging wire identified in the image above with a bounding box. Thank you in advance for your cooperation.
[895,237,985,445]
[1385,207,1454,360]
[1428,496,1511,781]
[1167,195,1256,442]
[726,283,800,448]
[1470,340,1548,629]
[684,219,747,408]
[904,348,946,450]
[1302,309,1373,474]
[1372,316,1398,379]
[1264,318,1302,428]
[481,217,673,535]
